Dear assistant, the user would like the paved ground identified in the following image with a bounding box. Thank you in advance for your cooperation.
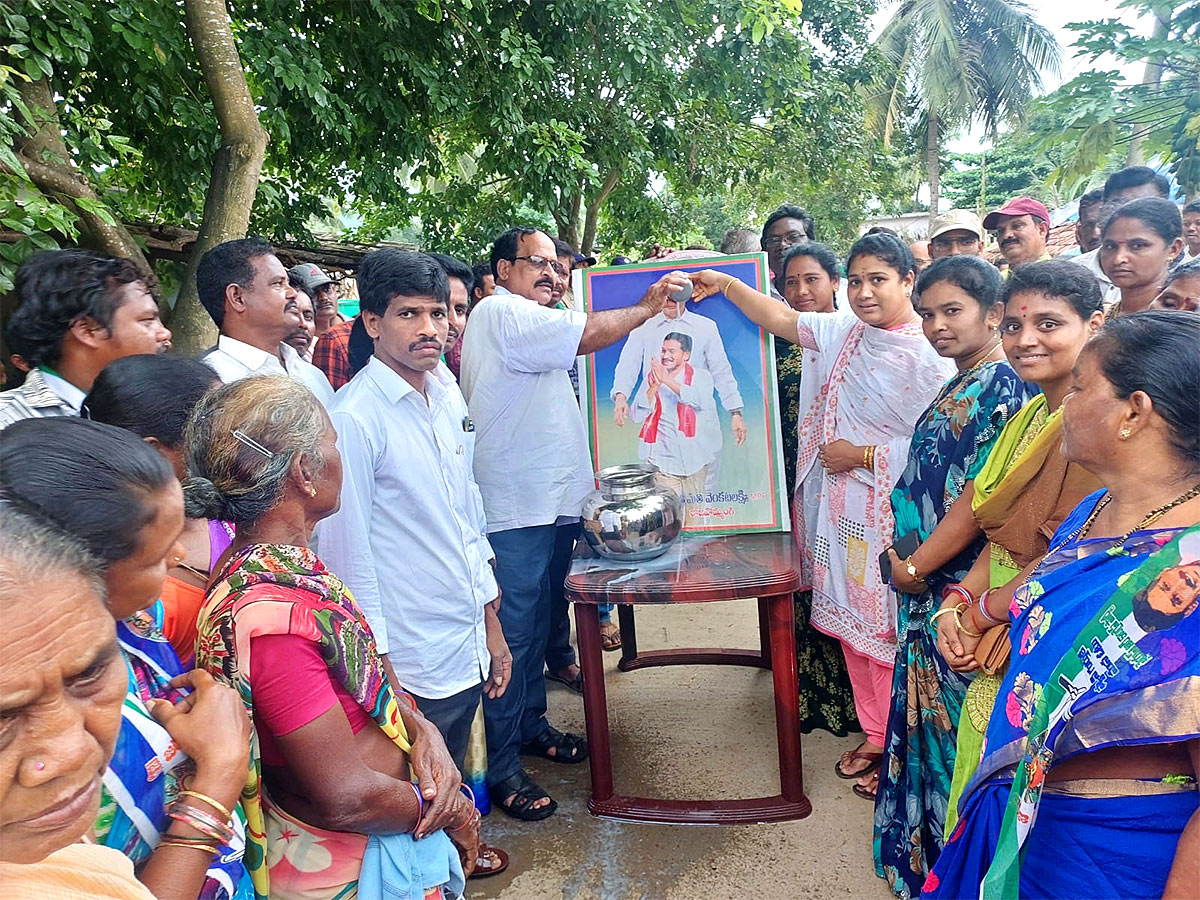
[466,599,893,900]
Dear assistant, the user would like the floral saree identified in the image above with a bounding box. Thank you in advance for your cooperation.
[875,361,1031,899]
[923,497,1200,900]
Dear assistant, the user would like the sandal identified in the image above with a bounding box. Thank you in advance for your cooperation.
[600,621,622,651]
[488,770,558,821]
[545,666,583,694]
[852,771,879,802]
[520,725,589,764]
[834,742,883,779]
[469,843,510,879]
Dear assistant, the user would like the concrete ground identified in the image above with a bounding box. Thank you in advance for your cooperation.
[466,599,894,900]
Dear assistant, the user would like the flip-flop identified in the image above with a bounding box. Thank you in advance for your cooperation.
[546,668,583,694]
[834,745,883,779]
[600,622,622,651]
[469,843,510,879]
[852,773,879,802]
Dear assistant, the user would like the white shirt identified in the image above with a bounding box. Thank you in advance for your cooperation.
[315,356,496,698]
[38,368,86,412]
[203,334,334,406]
[632,363,718,478]
[610,308,743,414]
[459,286,592,533]
[1071,249,1120,304]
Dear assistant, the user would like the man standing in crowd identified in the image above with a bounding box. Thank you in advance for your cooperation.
[927,210,984,259]
[983,197,1053,269]
[909,240,932,273]
[1072,166,1171,302]
[1062,188,1105,258]
[760,204,814,289]
[285,272,317,360]
[1183,200,1200,261]
[0,250,171,429]
[471,261,496,307]
[289,262,342,337]
[460,225,688,820]
[197,237,334,405]
[427,252,474,381]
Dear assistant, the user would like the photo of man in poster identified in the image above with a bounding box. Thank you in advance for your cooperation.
[610,297,746,491]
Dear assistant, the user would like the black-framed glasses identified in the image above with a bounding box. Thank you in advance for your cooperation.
[763,231,807,249]
[931,234,981,250]
[512,255,569,277]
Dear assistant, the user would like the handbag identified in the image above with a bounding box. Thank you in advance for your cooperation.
[973,623,1011,676]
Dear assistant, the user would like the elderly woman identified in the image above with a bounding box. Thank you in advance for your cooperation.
[0,504,156,897]
[185,376,477,900]
[923,311,1200,900]
[0,418,252,900]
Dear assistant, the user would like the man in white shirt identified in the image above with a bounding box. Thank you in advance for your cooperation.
[460,226,686,820]
[1,250,171,430]
[195,237,334,405]
[316,250,509,779]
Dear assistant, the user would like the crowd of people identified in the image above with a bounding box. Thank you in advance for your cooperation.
[0,161,1197,900]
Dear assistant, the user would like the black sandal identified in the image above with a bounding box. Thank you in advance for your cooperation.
[521,725,589,764]
[545,667,583,694]
[488,771,558,821]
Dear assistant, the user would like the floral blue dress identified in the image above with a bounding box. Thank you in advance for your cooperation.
[874,360,1032,899]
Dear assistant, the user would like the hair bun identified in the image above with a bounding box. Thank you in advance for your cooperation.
[182,476,231,521]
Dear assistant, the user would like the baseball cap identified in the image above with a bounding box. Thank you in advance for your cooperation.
[929,210,984,242]
[982,198,1051,231]
[288,263,333,295]
[573,252,597,267]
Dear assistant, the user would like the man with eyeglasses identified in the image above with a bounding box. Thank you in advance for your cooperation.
[760,205,814,296]
[927,210,985,260]
[459,226,689,821]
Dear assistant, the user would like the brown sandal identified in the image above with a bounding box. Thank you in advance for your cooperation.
[600,621,622,651]
[835,743,883,779]
[852,771,879,801]
[469,843,509,879]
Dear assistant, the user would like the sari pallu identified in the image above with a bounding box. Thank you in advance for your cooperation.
[875,361,1031,899]
[94,613,251,900]
[923,503,1200,900]
[195,543,462,900]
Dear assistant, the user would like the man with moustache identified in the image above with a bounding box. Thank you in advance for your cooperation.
[983,197,1053,272]
[284,273,318,360]
[427,252,474,380]
[460,225,687,820]
[1062,188,1105,258]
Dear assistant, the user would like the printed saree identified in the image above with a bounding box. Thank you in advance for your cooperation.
[93,613,251,900]
[195,543,458,900]
[875,361,1031,899]
[924,497,1200,900]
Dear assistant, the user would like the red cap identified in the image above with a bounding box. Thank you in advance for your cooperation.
[983,197,1050,230]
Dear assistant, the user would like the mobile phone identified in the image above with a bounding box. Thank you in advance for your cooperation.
[878,531,921,583]
[669,281,693,304]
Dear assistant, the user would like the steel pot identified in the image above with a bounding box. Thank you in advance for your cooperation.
[580,463,683,561]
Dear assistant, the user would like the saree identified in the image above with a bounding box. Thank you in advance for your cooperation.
[0,843,158,900]
[93,613,251,900]
[924,499,1200,900]
[775,333,859,736]
[195,543,460,900]
[875,361,1031,899]
[794,312,956,663]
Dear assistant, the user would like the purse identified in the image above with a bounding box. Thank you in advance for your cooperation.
[973,623,1011,676]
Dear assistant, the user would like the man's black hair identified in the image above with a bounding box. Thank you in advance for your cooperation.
[663,331,693,353]
[357,249,450,317]
[1077,188,1105,214]
[489,226,543,279]
[553,238,576,260]
[426,252,474,298]
[471,261,492,294]
[1183,199,1200,216]
[1102,166,1170,201]
[195,237,276,329]
[761,205,816,246]
[4,249,147,369]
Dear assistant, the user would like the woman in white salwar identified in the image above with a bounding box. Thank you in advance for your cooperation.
[691,233,955,798]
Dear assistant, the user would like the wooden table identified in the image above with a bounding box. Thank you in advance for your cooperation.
[566,532,812,824]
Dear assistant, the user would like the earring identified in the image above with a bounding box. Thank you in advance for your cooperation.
[306,485,318,497]
[1119,427,1132,440]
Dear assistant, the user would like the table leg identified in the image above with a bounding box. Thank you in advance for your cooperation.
[574,603,614,803]
[766,592,805,803]
[757,596,772,667]
[616,603,638,671]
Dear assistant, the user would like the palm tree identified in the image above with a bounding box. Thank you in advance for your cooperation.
[870,0,1061,217]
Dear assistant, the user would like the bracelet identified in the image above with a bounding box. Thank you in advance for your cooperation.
[407,781,426,835]
[942,584,974,608]
[862,446,870,469]
[166,804,234,844]
[722,275,737,295]
[867,446,876,471]
[953,604,983,638]
[903,554,925,582]
[177,789,233,821]
[449,806,481,833]
[459,784,476,806]
[929,606,959,625]
[158,838,221,855]
[975,589,1003,626]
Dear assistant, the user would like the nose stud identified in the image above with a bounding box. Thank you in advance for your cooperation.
[34,761,45,771]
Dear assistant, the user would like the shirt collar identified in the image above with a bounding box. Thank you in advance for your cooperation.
[36,367,86,411]
[366,355,430,405]
[216,334,283,372]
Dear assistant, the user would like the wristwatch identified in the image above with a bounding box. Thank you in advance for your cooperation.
[904,556,925,582]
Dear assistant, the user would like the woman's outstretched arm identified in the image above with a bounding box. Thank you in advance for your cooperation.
[689,269,810,347]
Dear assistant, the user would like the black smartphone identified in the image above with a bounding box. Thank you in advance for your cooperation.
[879,531,921,583]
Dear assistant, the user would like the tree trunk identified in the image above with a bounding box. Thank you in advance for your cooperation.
[926,111,940,221]
[170,0,269,355]
[10,77,155,285]
[581,166,622,255]
[1126,5,1171,166]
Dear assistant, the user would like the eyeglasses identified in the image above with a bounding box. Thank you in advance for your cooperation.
[511,255,569,277]
[931,235,981,251]
[763,231,807,249]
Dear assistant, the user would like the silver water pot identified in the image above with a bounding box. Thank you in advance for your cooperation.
[580,464,683,561]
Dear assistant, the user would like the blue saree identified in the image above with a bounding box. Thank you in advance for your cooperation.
[875,361,1031,899]
[923,493,1200,899]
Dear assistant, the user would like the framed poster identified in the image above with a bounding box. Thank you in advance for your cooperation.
[573,253,790,534]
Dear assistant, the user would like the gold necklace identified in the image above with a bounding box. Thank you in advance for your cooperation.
[959,338,1003,377]
[1071,482,1200,549]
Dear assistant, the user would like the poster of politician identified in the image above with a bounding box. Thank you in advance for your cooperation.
[573,253,790,535]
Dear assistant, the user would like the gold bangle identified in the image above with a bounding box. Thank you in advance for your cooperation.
[722,275,737,295]
[929,607,958,625]
[953,604,983,638]
[177,789,233,821]
[158,839,220,854]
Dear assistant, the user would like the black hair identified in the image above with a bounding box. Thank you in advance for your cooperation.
[0,417,175,569]
[83,354,219,448]
[425,252,475,298]
[1184,200,1200,216]
[1103,166,1170,201]
[348,316,373,378]
[1001,259,1103,319]
[761,205,816,246]
[471,262,492,296]
[663,331,693,353]
[1087,310,1200,473]
[1131,577,1195,633]
[356,249,450,317]
[490,226,542,279]
[1101,197,1183,245]
[1077,188,1105,215]
[780,242,840,282]
[553,239,575,260]
[846,233,916,278]
[195,237,276,329]
[864,226,899,237]
[4,250,148,368]
[917,255,1003,310]
[1164,257,1200,290]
